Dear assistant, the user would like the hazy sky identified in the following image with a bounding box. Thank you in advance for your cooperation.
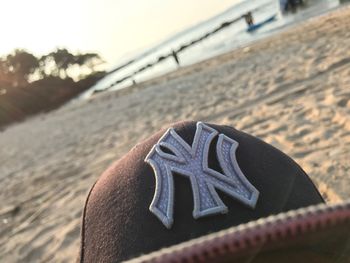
[1,0,239,67]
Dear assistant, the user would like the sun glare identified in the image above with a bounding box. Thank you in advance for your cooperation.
[0,0,237,66]
[0,1,86,56]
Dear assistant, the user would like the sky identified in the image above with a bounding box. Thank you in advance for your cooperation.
[0,0,239,67]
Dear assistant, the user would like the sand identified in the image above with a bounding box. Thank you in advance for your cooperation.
[1,5,350,263]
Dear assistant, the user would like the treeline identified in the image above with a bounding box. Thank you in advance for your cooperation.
[0,49,106,129]
[0,48,104,87]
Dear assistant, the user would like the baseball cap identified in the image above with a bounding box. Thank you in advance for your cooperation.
[78,121,350,262]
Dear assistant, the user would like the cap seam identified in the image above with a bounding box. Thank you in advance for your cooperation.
[79,179,99,263]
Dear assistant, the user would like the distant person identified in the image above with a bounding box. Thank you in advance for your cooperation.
[243,12,254,26]
[171,49,180,67]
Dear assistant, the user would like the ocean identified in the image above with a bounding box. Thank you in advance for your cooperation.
[80,0,345,99]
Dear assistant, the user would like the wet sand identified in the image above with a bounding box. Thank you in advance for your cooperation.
[1,5,350,262]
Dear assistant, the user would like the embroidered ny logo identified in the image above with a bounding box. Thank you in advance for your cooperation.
[145,122,259,228]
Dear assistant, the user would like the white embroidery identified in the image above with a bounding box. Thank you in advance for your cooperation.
[145,122,259,228]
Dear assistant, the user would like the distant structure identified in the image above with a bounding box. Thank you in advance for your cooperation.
[280,0,305,13]
[171,50,180,67]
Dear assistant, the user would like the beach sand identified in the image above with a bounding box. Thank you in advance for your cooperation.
[1,5,350,262]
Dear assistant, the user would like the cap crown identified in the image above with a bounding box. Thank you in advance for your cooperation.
[79,121,323,262]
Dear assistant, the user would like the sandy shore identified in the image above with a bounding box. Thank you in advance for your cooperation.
[1,5,350,262]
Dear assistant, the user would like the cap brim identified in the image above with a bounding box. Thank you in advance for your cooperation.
[126,200,350,263]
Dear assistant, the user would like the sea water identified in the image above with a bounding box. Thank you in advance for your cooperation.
[81,0,344,99]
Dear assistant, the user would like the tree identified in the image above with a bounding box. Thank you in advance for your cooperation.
[39,48,75,79]
[50,48,75,78]
[74,53,104,75]
[39,49,104,80]
[6,49,39,86]
[0,58,12,86]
